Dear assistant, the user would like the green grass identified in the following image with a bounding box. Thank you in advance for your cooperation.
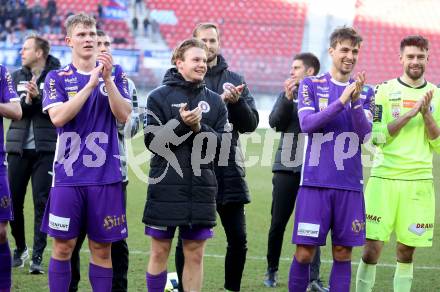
[8,128,440,291]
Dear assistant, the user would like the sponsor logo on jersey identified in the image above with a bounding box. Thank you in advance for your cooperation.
[366,214,381,223]
[171,103,187,108]
[65,86,78,91]
[297,222,320,238]
[198,101,210,113]
[65,77,77,84]
[67,91,77,99]
[373,104,382,122]
[48,213,70,231]
[317,93,329,98]
[403,99,417,108]
[317,86,329,91]
[49,78,57,100]
[408,223,434,236]
[302,84,311,106]
[103,214,126,230]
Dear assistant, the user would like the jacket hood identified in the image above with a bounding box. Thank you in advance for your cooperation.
[163,67,205,90]
[206,54,228,76]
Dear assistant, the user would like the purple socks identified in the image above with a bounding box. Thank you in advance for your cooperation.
[48,258,71,292]
[89,263,112,292]
[288,256,310,292]
[146,270,167,292]
[329,260,351,292]
[0,241,11,292]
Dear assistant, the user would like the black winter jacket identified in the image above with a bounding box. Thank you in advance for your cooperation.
[6,55,60,154]
[269,88,304,173]
[204,55,259,205]
[142,68,228,228]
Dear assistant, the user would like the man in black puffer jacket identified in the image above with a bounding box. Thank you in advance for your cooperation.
[143,38,228,292]
[6,35,60,274]
[175,23,259,292]
[264,53,328,292]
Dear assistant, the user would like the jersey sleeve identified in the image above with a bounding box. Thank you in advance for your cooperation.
[363,85,374,123]
[114,65,131,103]
[297,78,316,114]
[371,83,391,145]
[428,88,440,153]
[0,66,19,103]
[42,70,67,113]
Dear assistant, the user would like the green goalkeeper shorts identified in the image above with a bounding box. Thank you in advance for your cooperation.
[364,176,435,247]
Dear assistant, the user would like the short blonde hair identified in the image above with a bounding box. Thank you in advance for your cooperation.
[171,38,208,65]
[65,13,96,36]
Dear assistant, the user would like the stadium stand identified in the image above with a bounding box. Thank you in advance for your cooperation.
[353,0,440,85]
[146,0,308,93]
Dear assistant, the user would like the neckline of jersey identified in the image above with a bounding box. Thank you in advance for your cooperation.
[397,77,427,89]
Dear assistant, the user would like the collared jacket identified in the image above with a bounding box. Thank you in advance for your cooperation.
[6,55,60,154]
[204,55,259,205]
[142,68,228,227]
[269,88,303,173]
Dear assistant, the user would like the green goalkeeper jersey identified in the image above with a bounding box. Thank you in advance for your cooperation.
[370,78,440,180]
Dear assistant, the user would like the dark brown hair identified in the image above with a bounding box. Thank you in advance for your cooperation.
[400,35,429,52]
[329,26,363,48]
[25,34,50,59]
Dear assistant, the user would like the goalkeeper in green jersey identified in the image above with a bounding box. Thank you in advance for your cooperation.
[356,35,440,292]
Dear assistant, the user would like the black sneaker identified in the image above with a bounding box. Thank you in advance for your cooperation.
[307,279,329,292]
[12,247,29,268]
[29,255,44,274]
[263,270,278,288]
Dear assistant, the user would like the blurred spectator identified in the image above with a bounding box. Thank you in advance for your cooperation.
[98,1,104,18]
[134,0,143,15]
[132,16,138,36]
[143,14,150,37]
[47,0,57,19]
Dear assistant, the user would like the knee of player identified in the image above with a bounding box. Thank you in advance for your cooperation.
[332,245,352,261]
[53,239,76,259]
[396,244,415,263]
[150,245,171,263]
[0,225,7,243]
[295,245,316,263]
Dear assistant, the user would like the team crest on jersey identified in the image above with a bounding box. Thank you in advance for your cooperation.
[391,104,400,118]
[0,195,11,208]
[318,98,328,111]
[222,82,234,92]
[100,83,108,96]
[198,101,210,113]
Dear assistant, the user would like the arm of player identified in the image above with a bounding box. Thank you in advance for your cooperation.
[0,102,22,120]
[350,84,374,143]
[298,79,352,133]
[421,90,440,153]
[47,65,102,128]
[387,98,422,137]
[104,78,131,123]
[99,53,131,123]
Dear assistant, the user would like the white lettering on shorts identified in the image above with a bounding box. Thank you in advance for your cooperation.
[49,213,71,231]
[297,222,320,238]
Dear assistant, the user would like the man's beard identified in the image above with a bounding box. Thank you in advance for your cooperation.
[406,66,425,80]
[207,52,217,63]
